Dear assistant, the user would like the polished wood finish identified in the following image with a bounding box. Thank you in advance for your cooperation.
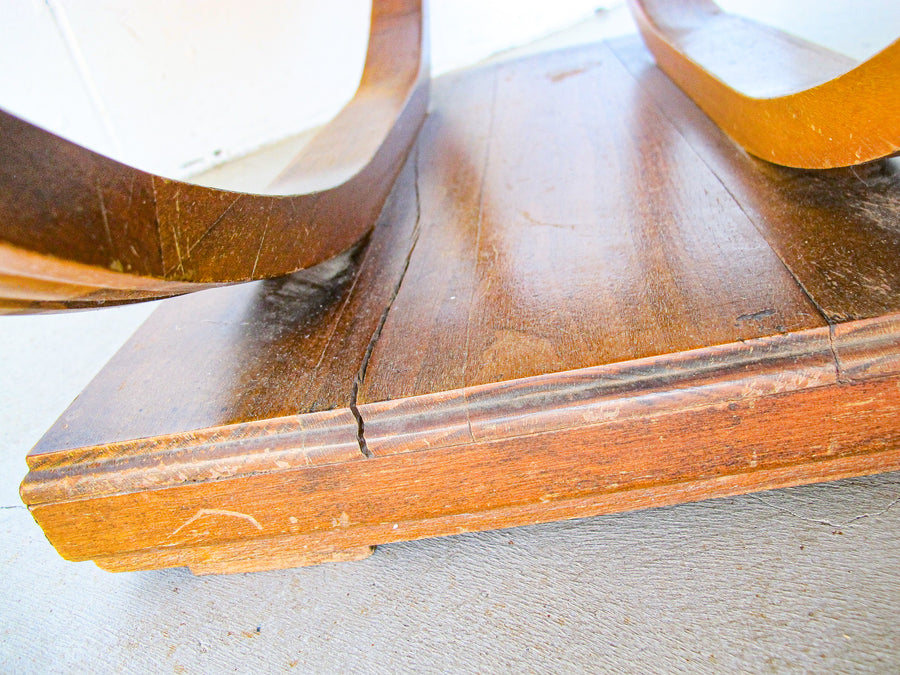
[0,0,427,313]
[609,37,900,322]
[628,0,900,168]
[20,38,900,574]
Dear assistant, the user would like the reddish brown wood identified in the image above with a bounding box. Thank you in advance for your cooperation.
[19,37,900,574]
[357,44,824,403]
[21,340,900,568]
[0,0,427,312]
[28,149,422,454]
[609,38,900,322]
[628,0,900,168]
[101,544,376,577]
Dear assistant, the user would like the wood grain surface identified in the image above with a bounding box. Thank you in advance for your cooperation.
[628,0,900,168]
[21,37,900,573]
[28,148,422,454]
[358,43,824,402]
[610,38,900,322]
[0,0,427,311]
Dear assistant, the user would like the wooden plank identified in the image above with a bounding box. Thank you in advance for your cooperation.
[360,43,824,403]
[609,36,900,322]
[20,39,900,574]
[95,542,375,576]
[23,353,900,565]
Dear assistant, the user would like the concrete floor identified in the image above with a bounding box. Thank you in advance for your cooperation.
[2,4,899,673]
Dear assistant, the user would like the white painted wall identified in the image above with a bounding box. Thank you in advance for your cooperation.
[3,1,893,182]
[717,0,899,61]
[2,0,373,178]
[0,0,612,180]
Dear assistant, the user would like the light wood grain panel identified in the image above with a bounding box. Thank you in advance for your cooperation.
[628,0,900,168]
[0,0,427,309]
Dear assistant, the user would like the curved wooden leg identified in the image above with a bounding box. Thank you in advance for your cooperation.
[0,0,429,312]
[628,0,900,168]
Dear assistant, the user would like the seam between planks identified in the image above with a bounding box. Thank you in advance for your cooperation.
[350,140,425,458]
[605,39,840,374]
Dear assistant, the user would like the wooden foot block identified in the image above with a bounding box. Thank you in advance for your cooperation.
[94,542,375,576]
[186,546,375,576]
[21,37,900,574]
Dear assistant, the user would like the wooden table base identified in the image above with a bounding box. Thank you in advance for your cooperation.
[20,37,900,574]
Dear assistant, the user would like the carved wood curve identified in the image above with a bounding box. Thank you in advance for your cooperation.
[629,0,900,169]
[0,0,428,313]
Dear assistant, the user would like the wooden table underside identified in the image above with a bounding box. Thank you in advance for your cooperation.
[21,37,900,574]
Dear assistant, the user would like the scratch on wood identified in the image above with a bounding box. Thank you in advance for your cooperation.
[170,508,263,536]
[185,194,243,257]
[171,192,185,274]
[150,175,171,275]
[95,181,113,251]
[251,211,272,277]
[736,308,776,323]
[520,211,578,230]
[547,61,602,83]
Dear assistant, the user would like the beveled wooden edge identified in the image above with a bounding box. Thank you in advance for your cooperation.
[360,328,837,457]
[21,408,364,503]
[628,0,900,168]
[0,0,429,310]
[21,313,900,508]
[20,312,900,571]
[833,313,900,380]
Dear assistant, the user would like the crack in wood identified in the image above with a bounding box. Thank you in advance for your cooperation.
[350,142,424,459]
[828,323,848,384]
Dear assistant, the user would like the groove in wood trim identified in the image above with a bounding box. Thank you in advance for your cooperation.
[833,313,900,380]
[21,408,362,505]
[360,328,837,457]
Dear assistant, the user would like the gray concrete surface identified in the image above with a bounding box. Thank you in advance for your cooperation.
[2,461,899,672]
[2,236,898,675]
[3,5,900,673]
